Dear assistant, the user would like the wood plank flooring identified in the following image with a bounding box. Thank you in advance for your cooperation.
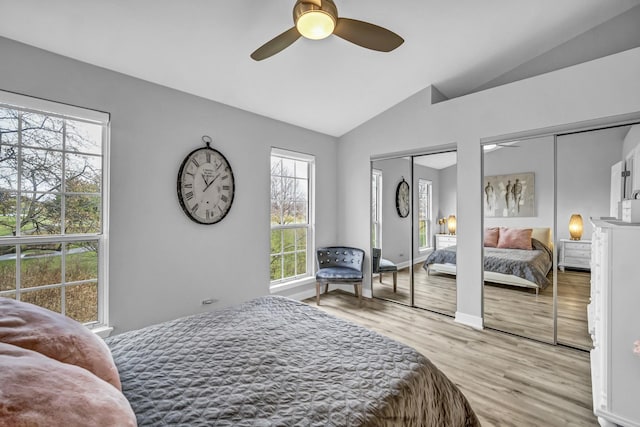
[306,291,597,427]
[373,265,592,350]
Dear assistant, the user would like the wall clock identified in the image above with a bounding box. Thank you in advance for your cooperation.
[396,178,410,218]
[177,136,235,224]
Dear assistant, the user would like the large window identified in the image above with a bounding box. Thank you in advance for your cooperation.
[0,91,109,328]
[418,179,432,250]
[270,149,314,285]
[371,169,382,248]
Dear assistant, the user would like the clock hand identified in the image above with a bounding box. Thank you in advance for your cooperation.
[201,173,209,187]
[203,173,221,192]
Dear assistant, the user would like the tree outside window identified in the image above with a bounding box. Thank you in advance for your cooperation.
[371,169,382,249]
[0,100,107,326]
[270,150,314,284]
[418,179,432,250]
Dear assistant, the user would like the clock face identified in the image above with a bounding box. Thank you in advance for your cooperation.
[177,147,235,224]
[396,180,410,218]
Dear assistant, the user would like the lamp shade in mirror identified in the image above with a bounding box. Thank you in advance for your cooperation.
[447,214,457,235]
[569,214,583,240]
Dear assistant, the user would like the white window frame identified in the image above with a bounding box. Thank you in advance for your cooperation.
[0,90,110,332]
[418,178,432,250]
[371,169,382,249]
[269,148,315,289]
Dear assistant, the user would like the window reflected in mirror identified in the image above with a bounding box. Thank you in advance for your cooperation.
[370,150,457,316]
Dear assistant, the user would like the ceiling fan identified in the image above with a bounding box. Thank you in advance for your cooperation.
[250,0,404,61]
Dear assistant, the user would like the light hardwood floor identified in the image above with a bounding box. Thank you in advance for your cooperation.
[373,265,592,349]
[306,291,597,426]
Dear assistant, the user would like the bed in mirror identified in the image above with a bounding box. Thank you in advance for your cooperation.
[480,136,556,344]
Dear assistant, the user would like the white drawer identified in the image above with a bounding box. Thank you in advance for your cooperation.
[564,256,590,266]
[564,241,590,250]
[564,247,590,258]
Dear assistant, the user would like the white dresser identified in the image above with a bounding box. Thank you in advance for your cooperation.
[589,220,640,427]
[558,239,591,271]
[435,234,456,250]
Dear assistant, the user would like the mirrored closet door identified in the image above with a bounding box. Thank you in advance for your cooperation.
[556,125,633,350]
[412,152,457,316]
[371,157,412,306]
[370,151,457,316]
[482,136,556,344]
[482,124,636,349]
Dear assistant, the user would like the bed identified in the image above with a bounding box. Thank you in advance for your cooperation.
[424,227,553,294]
[105,296,480,426]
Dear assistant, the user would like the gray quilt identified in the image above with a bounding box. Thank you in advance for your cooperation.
[106,296,479,426]
[424,238,553,288]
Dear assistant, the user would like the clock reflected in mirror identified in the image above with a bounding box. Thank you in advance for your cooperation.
[177,138,235,225]
[396,178,410,218]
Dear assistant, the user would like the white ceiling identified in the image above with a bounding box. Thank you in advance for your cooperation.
[414,152,457,170]
[0,0,637,137]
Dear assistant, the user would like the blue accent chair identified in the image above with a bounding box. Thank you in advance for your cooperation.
[372,248,398,292]
[315,247,365,305]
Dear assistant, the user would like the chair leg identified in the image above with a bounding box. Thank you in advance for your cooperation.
[393,272,397,293]
[357,283,362,306]
[324,284,329,294]
[316,282,321,305]
[379,273,382,283]
[353,283,358,297]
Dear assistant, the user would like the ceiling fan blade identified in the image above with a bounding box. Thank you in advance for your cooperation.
[251,27,301,61]
[333,18,403,52]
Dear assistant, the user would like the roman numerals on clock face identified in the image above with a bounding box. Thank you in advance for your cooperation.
[177,146,235,224]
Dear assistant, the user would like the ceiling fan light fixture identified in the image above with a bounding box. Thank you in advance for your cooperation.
[296,10,336,40]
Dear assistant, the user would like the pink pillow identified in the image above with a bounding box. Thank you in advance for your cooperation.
[0,343,136,427]
[0,298,121,390]
[497,227,533,250]
[484,227,500,247]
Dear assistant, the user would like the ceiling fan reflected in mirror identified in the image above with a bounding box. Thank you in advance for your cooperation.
[250,0,404,61]
[483,142,521,152]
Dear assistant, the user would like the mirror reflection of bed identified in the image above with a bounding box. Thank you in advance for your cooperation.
[481,136,557,344]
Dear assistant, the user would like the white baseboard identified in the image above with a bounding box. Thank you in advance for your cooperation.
[278,286,317,301]
[455,311,484,330]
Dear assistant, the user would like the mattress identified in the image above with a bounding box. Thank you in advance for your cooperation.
[106,296,479,426]
[424,238,553,289]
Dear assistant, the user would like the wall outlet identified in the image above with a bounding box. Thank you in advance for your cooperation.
[201,298,218,305]
[399,253,404,257]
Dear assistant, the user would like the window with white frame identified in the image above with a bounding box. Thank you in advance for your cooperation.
[270,149,314,285]
[418,179,432,250]
[371,169,382,248]
[0,91,109,327]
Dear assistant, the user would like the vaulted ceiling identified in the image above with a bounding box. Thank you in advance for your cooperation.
[0,1,638,136]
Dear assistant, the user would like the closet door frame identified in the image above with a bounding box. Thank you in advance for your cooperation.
[370,145,457,311]
[480,112,640,347]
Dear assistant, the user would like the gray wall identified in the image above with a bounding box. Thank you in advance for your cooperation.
[0,36,338,333]
[337,48,640,328]
[623,124,640,158]
[483,136,555,231]
[557,127,626,240]
[473,5,640,94]
[438,164,457,221]
[372,157,449,265]
[371,158,412,264]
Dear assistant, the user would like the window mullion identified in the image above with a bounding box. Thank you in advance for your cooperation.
[15,245,21,301]
[61,120,66,236]
[16,112,22,237]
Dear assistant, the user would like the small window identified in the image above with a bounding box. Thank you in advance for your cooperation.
[371,169,382,248]
[418,179,432,250]
[270,149,314,285]
[0,90,109,327]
